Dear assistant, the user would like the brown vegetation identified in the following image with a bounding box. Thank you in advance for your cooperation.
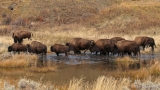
[0,0,160,89]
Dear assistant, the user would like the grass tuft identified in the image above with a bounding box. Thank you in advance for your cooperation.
[0,54,38,68]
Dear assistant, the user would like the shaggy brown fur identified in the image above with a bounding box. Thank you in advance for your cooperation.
[50,44,69,56]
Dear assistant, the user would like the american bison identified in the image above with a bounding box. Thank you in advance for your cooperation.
[89,44,100,55]
[94,39,118,55]
[50,44,69,56]
[27,41,47,55]
[66,38,94,54]
[116,40,140,56]
[12,30,33,43]
[134,36,156,53]
[8,43,27,54]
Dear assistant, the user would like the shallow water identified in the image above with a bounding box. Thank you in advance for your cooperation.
[0,52,159,84]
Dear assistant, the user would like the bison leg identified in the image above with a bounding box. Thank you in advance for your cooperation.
[95,51,98,55]
[18,38,23,43]
[56,52,59,56]
[84,49,87,54]
[100,49,106,55]
[65,52,68,56]
[151,45,154,54]
[14,38,17,43]
[142,45,145,51]
[74,48,81,54]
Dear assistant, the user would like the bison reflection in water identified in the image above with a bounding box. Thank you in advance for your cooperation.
[12,30,33,43]
[8,43,28,54]
[36,56,47,67]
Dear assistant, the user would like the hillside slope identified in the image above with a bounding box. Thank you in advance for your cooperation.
[0,0,160,33]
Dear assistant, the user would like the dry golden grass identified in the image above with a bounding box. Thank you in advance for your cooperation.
[149,61,160,76]
[30,66,57,73]
[0,76,131,90]
[0,53,38,68]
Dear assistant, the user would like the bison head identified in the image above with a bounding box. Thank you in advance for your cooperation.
[50,46,55,52]
[8,46,12,52]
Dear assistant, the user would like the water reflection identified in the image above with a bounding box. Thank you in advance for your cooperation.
[37,55,47,67]
[0,52,159,83]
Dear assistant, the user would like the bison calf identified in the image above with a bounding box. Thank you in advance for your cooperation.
[8,43,27,54]
[27,41,47,55]
[50,44,69,56]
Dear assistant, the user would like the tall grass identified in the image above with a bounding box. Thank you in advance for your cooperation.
[2,76,130,90]
[0,53,38,68]
[2,75,160,90]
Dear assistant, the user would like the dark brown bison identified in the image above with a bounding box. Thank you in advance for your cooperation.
[8,43,27,54]
[50,44,69,56]
[12,30,33,43]
[66,38,94,54]
[116,40,140,56]
[94,39,118,55]
[134,36,156,53]
[89,44,100,55]
[27,41,47,55]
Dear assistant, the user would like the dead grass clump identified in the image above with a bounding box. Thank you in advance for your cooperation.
[128,68,150,80]
[92,76,130,90]
[0,54,38,68]
[67,76,130,90]
[68,77,85,90]
[30,66,57,73]
[149,61,160,76]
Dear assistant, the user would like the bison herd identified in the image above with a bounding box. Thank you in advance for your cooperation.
[8,30,156,57]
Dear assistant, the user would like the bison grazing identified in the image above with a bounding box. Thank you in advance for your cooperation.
[116,40,140,57]
[27,41,47,55]
[8,43,28,54]
[94,39,118,55]
[134,36,156,53]
[50,44,69,56]
[12,30,33,43]
[66,38,94,54]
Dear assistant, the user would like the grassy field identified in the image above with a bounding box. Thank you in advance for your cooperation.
[0,0,160,90]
